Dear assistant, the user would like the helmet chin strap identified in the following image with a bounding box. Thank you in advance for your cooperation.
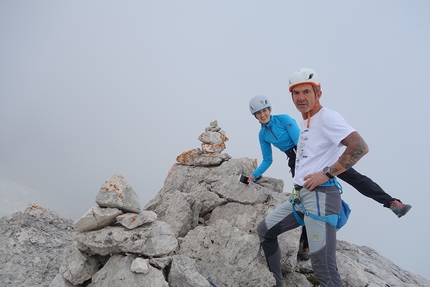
[307,102,317,128]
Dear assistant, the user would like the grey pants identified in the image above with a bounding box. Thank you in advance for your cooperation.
[257,186,343,287]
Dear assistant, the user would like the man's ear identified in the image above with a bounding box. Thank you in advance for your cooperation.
[312,85,322,102]
[317,90,322,99]
[316,87,322,101]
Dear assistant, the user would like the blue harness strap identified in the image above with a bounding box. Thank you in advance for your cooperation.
[290,178,350,229]
[289,197,339,227]
[289,197,305,226]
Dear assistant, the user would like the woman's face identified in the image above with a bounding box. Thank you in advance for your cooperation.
[255,108,271,124]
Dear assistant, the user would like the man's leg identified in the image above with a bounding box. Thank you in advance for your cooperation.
[301,187,343,287]
[257,200,300,287]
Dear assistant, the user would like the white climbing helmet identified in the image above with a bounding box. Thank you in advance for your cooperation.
[288,68,320,92]
[249,95,271,115]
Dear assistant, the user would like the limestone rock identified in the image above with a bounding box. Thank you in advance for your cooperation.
[145,158,274,231]
[149,256,172,269]
[336,240,427,287]
[176,148,231,166]
[75,221,178,257]
[168,255,211,287]
[0,203,75,287]
[73,206,123,232]
[131,257,149,274]
[116,210,157,229]
[178,219,277,287]
[204,120,224,133]
[48,273,77,287]
[59,246,100,285]
[145,190,201,238]
[95,174,141,213]
[87,254,168,287]
[198,131,224,144]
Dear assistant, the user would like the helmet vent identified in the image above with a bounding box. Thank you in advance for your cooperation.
[249,95,271,115]
[288,68,319,92]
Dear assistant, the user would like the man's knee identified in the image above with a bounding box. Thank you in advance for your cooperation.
[257,219,268,240]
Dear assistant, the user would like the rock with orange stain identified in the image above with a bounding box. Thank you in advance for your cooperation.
[26,203,45,218]
[176,148,203,165]
[116,210,157,230]
[96,174,141,213]
[176,120,231,166]
[198,131,226,145]
[201,142,226,153]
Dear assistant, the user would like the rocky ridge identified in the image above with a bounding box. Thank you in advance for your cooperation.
[1,120,429,287]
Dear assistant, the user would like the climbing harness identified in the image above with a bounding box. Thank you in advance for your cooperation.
[289,178,351,229]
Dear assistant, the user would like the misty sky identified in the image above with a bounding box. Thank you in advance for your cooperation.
[1,0,429,282]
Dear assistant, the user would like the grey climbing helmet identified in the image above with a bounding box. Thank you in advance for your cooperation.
[249,95,271,115]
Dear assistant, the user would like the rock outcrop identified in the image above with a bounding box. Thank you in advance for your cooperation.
[0,203,75,286]
[1,121,429,287]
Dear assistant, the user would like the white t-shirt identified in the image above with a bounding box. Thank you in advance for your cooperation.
[293,107,356,186]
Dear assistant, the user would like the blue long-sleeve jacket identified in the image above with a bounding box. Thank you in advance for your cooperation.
[252,114,300,179]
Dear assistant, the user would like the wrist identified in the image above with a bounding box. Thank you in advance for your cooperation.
[323,166,334,179]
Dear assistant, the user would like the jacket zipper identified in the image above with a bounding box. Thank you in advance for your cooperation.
[267,126,278,140]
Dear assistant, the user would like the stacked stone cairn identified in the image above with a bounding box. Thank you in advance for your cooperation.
[176,120,231,166]
[53,174,177,286]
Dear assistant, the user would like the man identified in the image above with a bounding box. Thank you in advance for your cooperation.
[248,95,411,263]
[257,68,368,286]
[247,95,411,219]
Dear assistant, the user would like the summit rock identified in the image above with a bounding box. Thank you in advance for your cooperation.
[0,121,429,287]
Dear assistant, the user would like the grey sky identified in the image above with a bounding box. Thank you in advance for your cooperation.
[1,0,429,281]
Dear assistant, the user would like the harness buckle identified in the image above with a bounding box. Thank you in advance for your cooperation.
[294,198,302,204]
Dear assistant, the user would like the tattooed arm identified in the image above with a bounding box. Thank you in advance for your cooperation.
[303,131,369,191]
[330,131,369,176]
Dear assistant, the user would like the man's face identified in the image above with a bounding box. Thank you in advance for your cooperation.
[255,108,271,124]
[291,83,321,114]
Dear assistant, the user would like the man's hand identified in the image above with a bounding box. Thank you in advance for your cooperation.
[303,132,369,191]
[303,172,328,191]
